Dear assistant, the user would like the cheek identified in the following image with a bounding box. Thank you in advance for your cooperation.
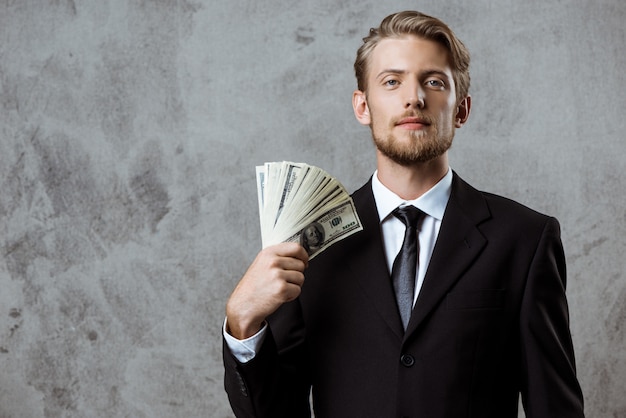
[368,103,391,127]
[435,102,457,124]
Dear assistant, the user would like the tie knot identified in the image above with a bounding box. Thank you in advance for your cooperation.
[393,205,423,229]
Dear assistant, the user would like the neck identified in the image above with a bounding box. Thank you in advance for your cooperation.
[376,152,449,200]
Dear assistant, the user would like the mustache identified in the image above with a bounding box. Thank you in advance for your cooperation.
[393,112,434,125]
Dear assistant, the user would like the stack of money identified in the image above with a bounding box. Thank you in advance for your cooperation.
[256,162,363,259]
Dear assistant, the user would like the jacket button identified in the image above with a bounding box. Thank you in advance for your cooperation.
[400,354,415,367]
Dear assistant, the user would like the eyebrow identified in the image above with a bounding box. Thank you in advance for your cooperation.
[376,68,451,81]
[375,69,405,80]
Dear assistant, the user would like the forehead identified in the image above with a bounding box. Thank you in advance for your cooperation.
[368,35,452,76]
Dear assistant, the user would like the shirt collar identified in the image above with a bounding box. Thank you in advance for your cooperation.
[371,168,452,223]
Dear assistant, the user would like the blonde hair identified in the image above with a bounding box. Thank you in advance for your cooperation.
[354,11,471,102]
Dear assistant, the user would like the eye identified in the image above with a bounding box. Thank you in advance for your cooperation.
[425,79,445,89]
[384,79,400,87]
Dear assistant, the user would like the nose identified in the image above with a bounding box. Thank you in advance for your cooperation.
[405,82,425,109]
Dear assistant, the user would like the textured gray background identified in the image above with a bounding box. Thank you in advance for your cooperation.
[0,0,624,417]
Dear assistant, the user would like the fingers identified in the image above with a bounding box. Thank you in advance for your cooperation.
[268,271,304,301]
[272,242,310,267]
[271,255,307,279]
[225,242,310,339]
[253,244,307,288]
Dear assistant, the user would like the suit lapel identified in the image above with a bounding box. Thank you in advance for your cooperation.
[405,173,491,337]
[346,174,492,341]
[349,180,405,339]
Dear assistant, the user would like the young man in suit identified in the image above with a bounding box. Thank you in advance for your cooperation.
[223,10,585,417]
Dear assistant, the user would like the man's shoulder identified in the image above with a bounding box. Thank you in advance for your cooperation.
[350,176,374,201]
[451,172,556,229]
[482,190,550,219]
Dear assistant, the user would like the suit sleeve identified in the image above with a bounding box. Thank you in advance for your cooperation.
[223,299,312,418]
[519,217,585,417]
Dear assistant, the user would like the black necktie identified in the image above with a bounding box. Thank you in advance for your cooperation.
[391,205,423,330]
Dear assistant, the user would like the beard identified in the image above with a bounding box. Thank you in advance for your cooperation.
[371,113,455,166]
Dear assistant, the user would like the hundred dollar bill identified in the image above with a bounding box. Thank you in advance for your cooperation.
[255,165,266,219]
[257,162,309,244]
[281,199,362,259]
[273,162,305,226]
[256,161,363,257]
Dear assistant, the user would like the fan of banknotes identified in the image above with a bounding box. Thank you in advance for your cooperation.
[256,162,363,259]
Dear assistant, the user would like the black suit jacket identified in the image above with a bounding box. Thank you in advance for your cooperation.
[224,173,585,417]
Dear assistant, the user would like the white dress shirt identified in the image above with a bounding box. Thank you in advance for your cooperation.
[224,169,453,362]
[372,168,452,306]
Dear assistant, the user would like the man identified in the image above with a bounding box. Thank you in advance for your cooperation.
[223,10,585,417]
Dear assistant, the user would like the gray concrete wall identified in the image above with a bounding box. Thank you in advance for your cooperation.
[0,0,623,417]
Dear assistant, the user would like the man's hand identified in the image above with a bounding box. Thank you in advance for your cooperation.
[225,242,309,340]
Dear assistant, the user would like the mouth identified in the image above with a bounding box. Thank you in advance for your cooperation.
[395,116,431,130]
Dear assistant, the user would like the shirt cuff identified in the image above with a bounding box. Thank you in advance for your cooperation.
[223,318,268,363]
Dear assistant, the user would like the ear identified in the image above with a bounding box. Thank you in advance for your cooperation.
[454,96,471,128]
[352,90,371,126]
